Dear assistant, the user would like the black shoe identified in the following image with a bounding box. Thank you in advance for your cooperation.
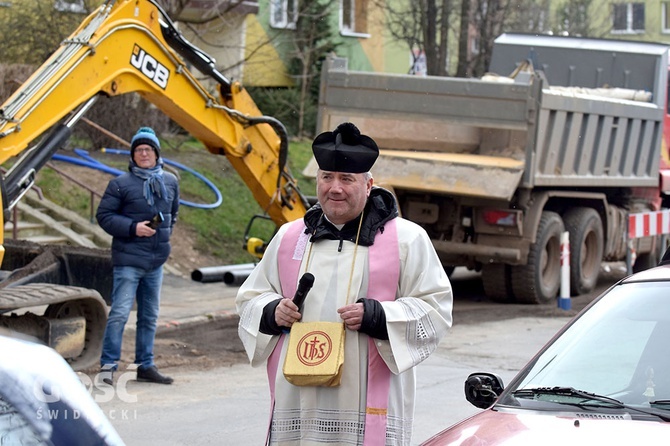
[136,365,173,384]
[100,369,114,385]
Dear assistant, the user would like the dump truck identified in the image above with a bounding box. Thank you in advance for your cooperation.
[315,33,670,304]
[0,0,309,370]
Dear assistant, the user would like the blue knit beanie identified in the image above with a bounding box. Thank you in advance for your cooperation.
[130,127,160,158]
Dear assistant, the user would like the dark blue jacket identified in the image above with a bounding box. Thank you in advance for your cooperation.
[96,168,179,270]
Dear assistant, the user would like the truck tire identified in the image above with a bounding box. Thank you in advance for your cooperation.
[511,211,564,304]
[481,263,515,302]
[562,207,604,295]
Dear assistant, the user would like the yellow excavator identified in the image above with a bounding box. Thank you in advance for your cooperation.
[0,0,309,369]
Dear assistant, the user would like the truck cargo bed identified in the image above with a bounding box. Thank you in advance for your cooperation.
[317,61,664,198]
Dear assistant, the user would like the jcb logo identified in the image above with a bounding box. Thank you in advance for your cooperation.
[130,45,169,89]
[297,331,333,367]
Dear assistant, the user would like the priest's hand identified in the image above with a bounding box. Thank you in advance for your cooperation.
[338,302,364,331]
[355,298,390,340]
[275,298,301,328]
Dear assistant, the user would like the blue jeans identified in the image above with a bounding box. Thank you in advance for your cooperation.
[100,265,163,370]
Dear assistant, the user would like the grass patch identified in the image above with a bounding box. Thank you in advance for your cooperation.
[37,168,94,216]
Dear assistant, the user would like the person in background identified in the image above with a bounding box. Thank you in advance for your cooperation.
[97,126,179,385]
[236,122,453,445]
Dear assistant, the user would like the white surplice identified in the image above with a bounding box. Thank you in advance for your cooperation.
[237,217,453,445]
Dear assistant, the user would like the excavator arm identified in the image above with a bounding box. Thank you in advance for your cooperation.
[0,0,310,258]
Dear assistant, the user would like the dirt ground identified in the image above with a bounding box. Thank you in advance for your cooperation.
[120,318,247,374]
[80,317,247,377]
[163,224,223,277]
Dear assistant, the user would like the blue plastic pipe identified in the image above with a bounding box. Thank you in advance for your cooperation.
[52,149,222,209]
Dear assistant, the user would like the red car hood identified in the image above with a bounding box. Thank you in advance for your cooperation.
[422,408,670,445]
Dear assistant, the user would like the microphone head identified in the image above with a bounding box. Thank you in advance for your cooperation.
[300,273,315,288]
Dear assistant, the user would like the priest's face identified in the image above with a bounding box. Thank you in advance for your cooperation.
[316,170,373,225]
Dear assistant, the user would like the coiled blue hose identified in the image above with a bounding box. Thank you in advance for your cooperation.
[51,149,222,209]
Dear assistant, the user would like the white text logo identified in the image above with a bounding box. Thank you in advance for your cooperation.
[130,44,169,89]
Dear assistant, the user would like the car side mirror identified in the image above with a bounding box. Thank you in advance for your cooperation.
[464,372,504,409]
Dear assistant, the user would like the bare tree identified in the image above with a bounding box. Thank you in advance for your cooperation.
[364,0,618,80]
[422,0,453,76]
[460,0,613,78]
[469,0,510,76]
[0,0,95,64]
[502,0,551,35]
[157,0,250,23]
[373,0,454,76]
[288,0,338,137]
[552,0,605,37]
[455,0,512,77]
[156,0,271,75]
[456,0,472,77]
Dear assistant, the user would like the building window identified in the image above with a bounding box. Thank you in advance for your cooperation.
[663,2,670,33]
[612,2,644,33]
[270,0,297,29]
[54,0,87,13]
[340,0,369,37]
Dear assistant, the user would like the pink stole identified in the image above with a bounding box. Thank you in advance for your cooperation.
[266,218,399,445]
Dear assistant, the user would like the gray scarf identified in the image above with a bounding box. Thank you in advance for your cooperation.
[130,163,168,206]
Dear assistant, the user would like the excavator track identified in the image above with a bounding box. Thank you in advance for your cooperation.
[0,283,107,371]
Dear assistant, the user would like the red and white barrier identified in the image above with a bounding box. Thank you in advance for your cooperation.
[628,209,670,239]
[626,209,670,274]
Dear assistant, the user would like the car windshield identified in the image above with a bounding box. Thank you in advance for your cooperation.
[499,280,670,413]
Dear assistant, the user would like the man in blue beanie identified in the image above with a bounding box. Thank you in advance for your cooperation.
[97,126,180,385]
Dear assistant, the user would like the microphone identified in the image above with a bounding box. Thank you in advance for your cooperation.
[292,273,315,312]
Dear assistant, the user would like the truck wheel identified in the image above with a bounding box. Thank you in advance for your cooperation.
[482,263,515,302]
[511,211,564,304]
[563,207,604,295]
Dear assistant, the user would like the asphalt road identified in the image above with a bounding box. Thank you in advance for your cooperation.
[88,264,628,445]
